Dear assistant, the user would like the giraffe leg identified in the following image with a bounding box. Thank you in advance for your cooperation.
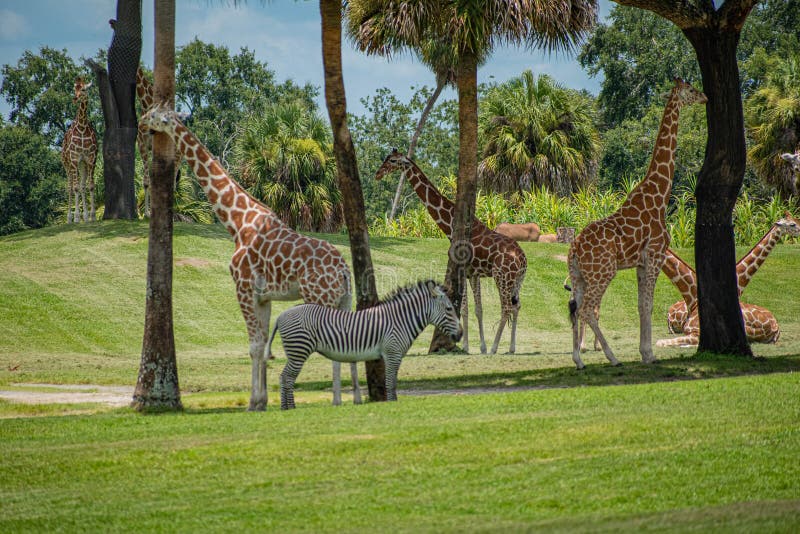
[66,170,74,223]
[78,162,88,222]
[637,262,659,364]
[72,180,81,224]
[471,275,488,354]
[87,158,96,221]
[460,285,470,353]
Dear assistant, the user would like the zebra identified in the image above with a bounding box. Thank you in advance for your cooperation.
[268,280,463,409]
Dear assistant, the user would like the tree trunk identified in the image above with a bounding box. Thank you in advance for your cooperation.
[133,0,182,411]
[429,52,479,353]
[99,0,141,220]
[320,0,385,402]
[389,80,445,220]
[683,27,751,356]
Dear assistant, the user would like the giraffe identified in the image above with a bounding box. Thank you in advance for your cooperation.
[657,248,781,346]
[567,78,707,369]
[666,212,800,334]
[139,103,358,411]
[61,77,97,223]
[136,66,182,217]
[375,150,527,354]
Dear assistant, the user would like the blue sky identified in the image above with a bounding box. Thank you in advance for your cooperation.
[0,0,612,118]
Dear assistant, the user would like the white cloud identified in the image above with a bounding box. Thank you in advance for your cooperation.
[0,10,31,41]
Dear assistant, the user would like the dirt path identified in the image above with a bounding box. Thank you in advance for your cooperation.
[0,384,134,406]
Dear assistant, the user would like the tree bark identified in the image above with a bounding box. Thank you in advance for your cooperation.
[133,0,182,411]
[320,0,385,401]
[684,27,751,356]
[94,0,141,220]
[389,80,445,220]
[429,52,479,353]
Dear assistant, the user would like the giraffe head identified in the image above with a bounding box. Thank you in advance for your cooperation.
[73,77,92,104]
[781,152,800,174]
[775,211,800,238]
[671,78,707,107]
[375,148,411,181]
[139,103,183,135]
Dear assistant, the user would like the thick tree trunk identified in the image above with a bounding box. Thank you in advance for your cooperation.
[683,28,751,356]
[389,80,445,220]
[133,0,182,411]
[320,0,385,402]
[429,52,478,353]
[97,0,141,220]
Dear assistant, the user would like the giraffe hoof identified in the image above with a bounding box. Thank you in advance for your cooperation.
[612,361,623,367]
[575,365,586,371]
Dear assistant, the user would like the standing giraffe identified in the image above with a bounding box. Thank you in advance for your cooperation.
[567,78,707,369]
[136,66,183,217]
[61,78,97,223]
[659,248,780,346]
[140,104,358,411]
[375,150,527,354]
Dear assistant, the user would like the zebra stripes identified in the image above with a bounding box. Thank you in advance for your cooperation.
[268,280,462,409]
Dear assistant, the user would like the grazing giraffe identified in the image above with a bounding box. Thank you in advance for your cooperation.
[61,78,97,223]
[375,150,527,354]
[658,249,780,346]
[136,66,183,217]
[567,78,707,369]
[139,103,358,411]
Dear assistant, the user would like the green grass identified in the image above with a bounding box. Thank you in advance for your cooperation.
[1,221,799,531]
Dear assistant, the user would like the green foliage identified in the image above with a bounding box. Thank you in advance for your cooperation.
[0,125,64,234]
[478,71,601,196]
[349,86,458,219]
[745,52,800,199]
[233,100,342,232]
[578,6,700,124]
[0,46,104,147]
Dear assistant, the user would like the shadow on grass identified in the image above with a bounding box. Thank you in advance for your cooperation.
[2,220,235,243]
[291,352,800,394]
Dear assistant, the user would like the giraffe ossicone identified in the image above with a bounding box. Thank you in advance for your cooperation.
[567,78,707,369]
[139,104,359,410]
[61,77,97,223]
[375,149,527,355]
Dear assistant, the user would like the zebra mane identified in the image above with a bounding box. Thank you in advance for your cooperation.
[379,279,442,306]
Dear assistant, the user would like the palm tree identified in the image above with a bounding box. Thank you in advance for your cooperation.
[234,100,343,232]
[133,0,182,411]
[479,70,601,196]
[347,0,597,350]
[746,53,800,200]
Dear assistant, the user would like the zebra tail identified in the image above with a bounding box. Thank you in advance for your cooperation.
[267,319,280,358]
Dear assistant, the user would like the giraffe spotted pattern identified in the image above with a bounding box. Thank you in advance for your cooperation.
[61,78,97,223]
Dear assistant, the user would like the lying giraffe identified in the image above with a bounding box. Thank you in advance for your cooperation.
[140,104,358,410]
[568,79,707,369]
[666,212,800,334]
[657,249,780,347]
[657,212,799,346]
[375,150,527,354]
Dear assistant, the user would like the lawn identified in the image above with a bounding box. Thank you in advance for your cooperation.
[0,221,799,531]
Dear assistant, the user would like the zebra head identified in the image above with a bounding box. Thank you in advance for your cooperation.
[425,281,463,342]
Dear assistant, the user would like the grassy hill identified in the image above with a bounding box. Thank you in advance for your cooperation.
[2,220,800,395]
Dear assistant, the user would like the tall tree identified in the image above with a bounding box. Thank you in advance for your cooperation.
[86,0,142,219]
[615,0,758,355]
[319,0,385,401]
[348,0,597,351]
[133,0,182,411]
[479,70,601,196]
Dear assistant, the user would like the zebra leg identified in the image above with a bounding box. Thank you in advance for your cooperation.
[383,355,401,402]
[472,275,487,354]
[280,357,305,410]
[350,363,362,405]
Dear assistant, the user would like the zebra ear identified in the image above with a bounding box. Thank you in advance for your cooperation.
[429,282,445,298]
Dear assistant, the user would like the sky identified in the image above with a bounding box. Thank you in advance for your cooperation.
[0,0,612,119]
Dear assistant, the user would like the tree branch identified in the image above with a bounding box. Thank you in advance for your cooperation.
[613,0,713,29]
[717,0,759,31]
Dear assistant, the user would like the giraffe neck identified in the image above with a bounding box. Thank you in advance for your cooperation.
[75,96,90,131]
[400,159,454,236]
[136,68,154,110]
[168,122,273,236]
[661,249,697,308]
[736,224,782,294]
[623,92,682,214]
